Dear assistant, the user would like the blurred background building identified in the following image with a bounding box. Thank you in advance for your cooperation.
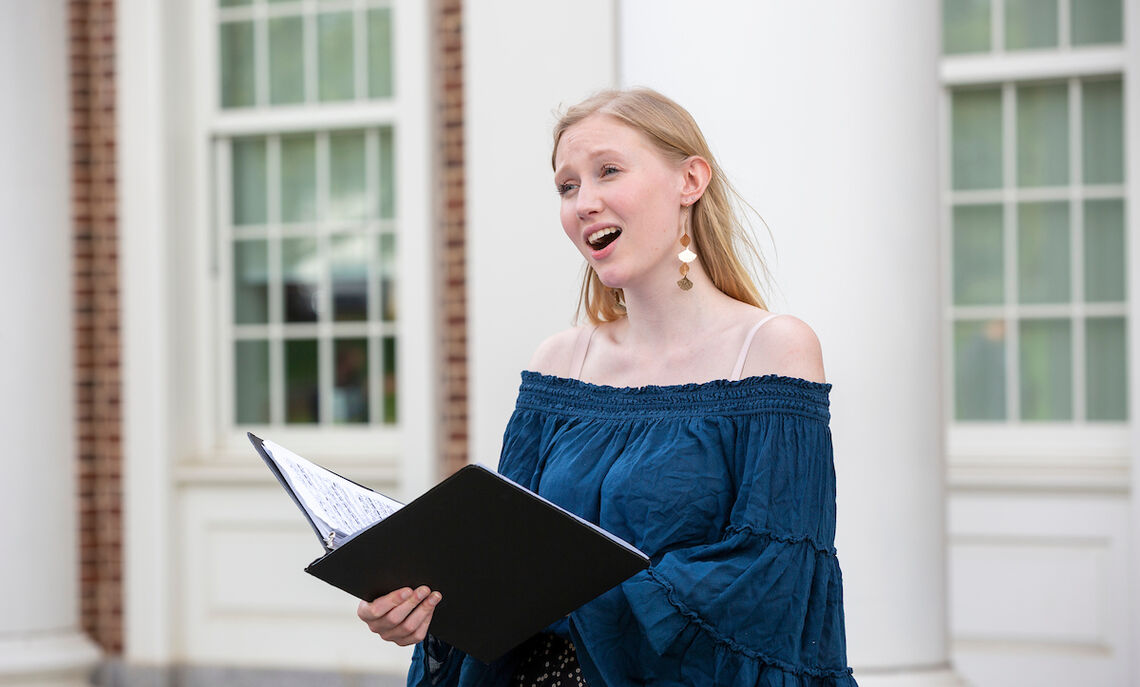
[1,0,1136,685]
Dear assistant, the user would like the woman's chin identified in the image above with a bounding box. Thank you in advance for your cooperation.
[595,266,667,294]
[593,270,629,290]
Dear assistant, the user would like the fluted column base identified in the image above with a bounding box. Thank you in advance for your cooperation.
[0,631,100,687]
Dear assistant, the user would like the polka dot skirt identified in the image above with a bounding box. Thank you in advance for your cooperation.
[510,633,589,687]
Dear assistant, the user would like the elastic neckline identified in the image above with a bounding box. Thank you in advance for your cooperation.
[516,370,831,422]
[525,369,831,393]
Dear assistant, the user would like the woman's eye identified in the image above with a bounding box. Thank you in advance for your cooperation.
[601,165,619,177]
[556,182,578,196]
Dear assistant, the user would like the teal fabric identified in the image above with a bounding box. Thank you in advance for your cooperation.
[408,372,856,686]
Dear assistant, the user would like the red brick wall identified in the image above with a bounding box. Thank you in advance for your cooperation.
[434,0,468,478]
[71,0,123,654]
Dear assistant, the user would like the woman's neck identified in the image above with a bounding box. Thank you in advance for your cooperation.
[617,262,735,348]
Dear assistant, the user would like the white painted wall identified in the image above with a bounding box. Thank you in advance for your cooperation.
[0,0,77,634]
[948,493,1131,685]
[465,0,617,468]
[0,0,101,683]
[118,0,176,665]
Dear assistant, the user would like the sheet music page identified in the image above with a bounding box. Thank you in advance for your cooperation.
[263,439,403,548]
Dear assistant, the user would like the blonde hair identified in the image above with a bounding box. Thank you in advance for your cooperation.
[552,88,768,324]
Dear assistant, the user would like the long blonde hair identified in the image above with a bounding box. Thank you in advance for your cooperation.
[552,88,768,324]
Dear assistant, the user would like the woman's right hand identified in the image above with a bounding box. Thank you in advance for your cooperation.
[357,585,442,646]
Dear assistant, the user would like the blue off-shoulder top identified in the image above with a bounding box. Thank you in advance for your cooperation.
[408,372,856,687]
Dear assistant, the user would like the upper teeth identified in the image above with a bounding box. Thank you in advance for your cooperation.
[588,227,619,245]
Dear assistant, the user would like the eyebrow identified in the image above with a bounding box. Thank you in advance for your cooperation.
[554,148,627,179]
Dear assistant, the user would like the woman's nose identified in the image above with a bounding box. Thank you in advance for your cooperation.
[576,182,602,218]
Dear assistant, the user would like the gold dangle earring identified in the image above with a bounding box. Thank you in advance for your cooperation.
[677,211,696,291]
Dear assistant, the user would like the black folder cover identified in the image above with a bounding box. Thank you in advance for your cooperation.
[249,433,649,663]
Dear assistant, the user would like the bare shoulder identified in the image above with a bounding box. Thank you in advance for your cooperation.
[527,326,587,377]
[740,314,826,384]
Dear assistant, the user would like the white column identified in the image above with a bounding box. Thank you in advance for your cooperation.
[0,1,101,686]
[617,2,962,684]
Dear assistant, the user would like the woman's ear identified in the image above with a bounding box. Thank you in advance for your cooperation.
[679,156,712,206]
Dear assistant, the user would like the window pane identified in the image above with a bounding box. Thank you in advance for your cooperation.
[334,338,369,423]
[379,233,397,322]
[1087,317,1127,420]
[232,137,267,225]
[220,21,256,108]
[379,126,396,218]
[1018,202,1070,303]
[281,135,317,223]
[1072,0,1123,45]
[329,130,368,220]
[952,88,1003,190]
[382,335,398,423]
[1019,319,1072,420]
[269,16,304,105]
[954,319,1007,420]
[331,234,368,321]
[233,240,269,324]
[953,204,1004,305]
[235,340,270,424]
[282,237,319,322]
[318,11,355,102]
[220,0,252,6]
[943,0,991,54]
[285,339,319,423]
[1005,0,1058,50]
[1084,199,1126,302]
[1082,78,1124,185]
[368,8,394,98]
[1017,83,1068,187]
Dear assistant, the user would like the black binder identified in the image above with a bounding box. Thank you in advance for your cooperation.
[249,433,649,662]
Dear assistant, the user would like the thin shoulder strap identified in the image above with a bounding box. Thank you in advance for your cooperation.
[569,325,599,380]
[729,314,783,381]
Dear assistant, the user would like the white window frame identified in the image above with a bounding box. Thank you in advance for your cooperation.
[939,6,1131,491]
[188,0,434,486]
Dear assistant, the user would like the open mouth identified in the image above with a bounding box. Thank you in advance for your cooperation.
[587,227,622,251]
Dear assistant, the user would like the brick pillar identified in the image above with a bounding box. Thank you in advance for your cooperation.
[70,0,123,655]
[434,0,468,477]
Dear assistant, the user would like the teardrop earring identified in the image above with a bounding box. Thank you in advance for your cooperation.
[677,234,696,291]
